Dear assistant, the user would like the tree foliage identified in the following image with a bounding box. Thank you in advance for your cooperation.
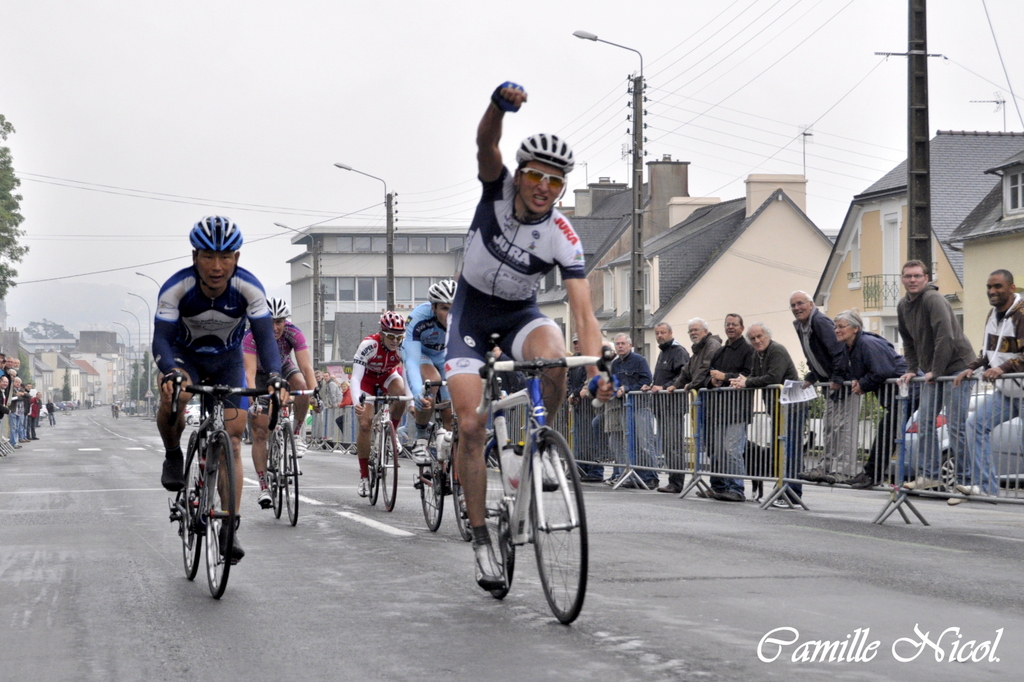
[61,372,71,401]
[0,114,28,301]
[24,319,74,340]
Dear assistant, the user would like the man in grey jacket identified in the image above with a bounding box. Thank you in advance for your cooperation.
[897,260,975,491]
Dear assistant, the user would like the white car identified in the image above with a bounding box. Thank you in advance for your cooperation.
[185,401,201,426]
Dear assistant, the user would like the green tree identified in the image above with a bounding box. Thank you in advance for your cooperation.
[129,361,143,401]
[61,372,71,401]
[17,349,32,385]
[0,114,28,300]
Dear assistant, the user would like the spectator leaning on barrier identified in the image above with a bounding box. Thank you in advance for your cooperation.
[835,310,913,489]
[567,335,605,483]
[790,290,857,485]
[732,323,802,505]
[897,259,975,492]
[643,323,690,493]
[657,319,722,494]
[600,333,658,489]
[701,314,754,502]
[954,269,1024,504]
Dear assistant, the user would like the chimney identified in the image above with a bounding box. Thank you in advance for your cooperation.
[573,177,628,217]
[646,155,690,237]
[745,174,807,218]
[668,196,721,227]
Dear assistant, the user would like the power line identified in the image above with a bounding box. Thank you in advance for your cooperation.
[981,0,1024,130]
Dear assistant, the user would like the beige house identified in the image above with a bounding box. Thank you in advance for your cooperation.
[816,131,1024,346]
[947,148,1024,344]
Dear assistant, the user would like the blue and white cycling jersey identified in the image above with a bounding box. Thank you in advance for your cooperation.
[460,167,585,301]
[152,264,280,377]
[403,301,447,400]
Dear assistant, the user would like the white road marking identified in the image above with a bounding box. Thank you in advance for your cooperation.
[242,477,325,506]
[332,510,414,537]
[78,448,101,451]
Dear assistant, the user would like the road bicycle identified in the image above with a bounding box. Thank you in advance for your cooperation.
[363,392,412,512]
[168,379,278,598]
[263,389,313,526]
[414,380,471,538]
[476,349,610,624]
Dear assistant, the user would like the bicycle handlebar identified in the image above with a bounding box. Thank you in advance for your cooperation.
[476,350,616,415]
[188,383,282,431]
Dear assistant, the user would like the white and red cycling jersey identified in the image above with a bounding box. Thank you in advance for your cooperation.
[351,333,404,402]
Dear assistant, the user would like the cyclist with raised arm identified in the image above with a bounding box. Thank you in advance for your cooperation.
[351,311,410,497]
[446,83,611,592]
[153,216,287,562]
[406,279,457,466]
[242,297,317,509]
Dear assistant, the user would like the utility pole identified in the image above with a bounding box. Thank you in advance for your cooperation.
[630,74,645,348]
[907,0,931,268]
[385,191,395,310]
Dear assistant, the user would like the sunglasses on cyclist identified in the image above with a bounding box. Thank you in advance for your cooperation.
[382,332,405,342]
[518,168,565,191]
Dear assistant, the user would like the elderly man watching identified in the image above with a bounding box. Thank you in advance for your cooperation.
[789,290,855,484]
[732,323,802,505]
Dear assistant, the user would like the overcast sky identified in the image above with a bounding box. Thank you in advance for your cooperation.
[3,0,1023,344]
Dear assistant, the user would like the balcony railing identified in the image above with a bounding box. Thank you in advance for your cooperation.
[862,274,901,310]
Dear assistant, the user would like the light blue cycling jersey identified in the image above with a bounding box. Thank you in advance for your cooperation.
[403,301,447,400]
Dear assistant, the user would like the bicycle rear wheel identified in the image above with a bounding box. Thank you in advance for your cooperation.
[181,430,202,580]
[283,427,299,526]
[420,460,444,532]
[531,428,587,624]
[381,421,399,512]
[269,430,284,519]
[204,429,236,599]
[368,422,381,506]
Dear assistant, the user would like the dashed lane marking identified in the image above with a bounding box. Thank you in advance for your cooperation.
[332,510,414,537]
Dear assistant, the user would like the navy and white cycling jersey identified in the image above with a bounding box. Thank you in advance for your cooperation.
[461,167,585,301]
[403,301,447,399]
[152,264,279,376]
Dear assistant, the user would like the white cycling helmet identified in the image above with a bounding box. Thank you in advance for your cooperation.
[516,133,575,174]
[267,297,290,319]
[428,279,457,305]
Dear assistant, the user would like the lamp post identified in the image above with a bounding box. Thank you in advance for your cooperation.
[112,321,131,405]
[128,292,153,415]
[277,222,323,367]
[121,309,142,410]
[334,163,395,310]
[574,30,645,348]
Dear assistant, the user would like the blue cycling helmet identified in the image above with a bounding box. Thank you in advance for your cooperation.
[190,216,243,252]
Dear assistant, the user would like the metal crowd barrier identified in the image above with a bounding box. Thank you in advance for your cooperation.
[556,375,1024,522]
[306,406,357,454]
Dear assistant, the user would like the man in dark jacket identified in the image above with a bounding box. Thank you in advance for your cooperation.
[790,291,856,484]
[733,323,802,504]
[701,314,754,501]
[897,260,975,491]
[567,335,605,482]
[643,323,690,493]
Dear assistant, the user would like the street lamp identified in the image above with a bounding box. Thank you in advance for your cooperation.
[277,222,323,367]
[334,162,395,310]
[121,309,142,409]
[135,271,160,289]
[574,29,646,348]
[128,291,153,414]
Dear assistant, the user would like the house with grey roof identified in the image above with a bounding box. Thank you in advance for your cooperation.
[946,146,1024,343]
[540,155,830,357]
[815,130,1024,346]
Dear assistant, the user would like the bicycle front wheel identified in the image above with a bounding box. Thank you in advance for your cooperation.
[381,421,399,512]
[531,428,588,624]
[283,427,299,526]
[420,459,444,532]
[368,422,381,506]
[449,421,472,542]
[181,430,202,580]
[269,430,284,520]
[204,429,237,599]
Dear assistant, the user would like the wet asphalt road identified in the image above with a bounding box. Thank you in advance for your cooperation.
[1,411,1023,681]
